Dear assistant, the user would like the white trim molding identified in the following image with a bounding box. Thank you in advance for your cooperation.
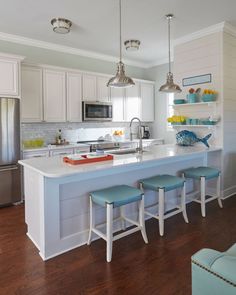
[0,31,147,69]
[174,21,236,47]
[0,22,235,69]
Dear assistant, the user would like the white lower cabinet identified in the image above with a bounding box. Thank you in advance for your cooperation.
[23,150,49,159]
[21,66,43,122]
[74,146,90,154]
[43,69,66,122]
[67,72,82,122]
[23,146,90,159]
[50,148,74,157]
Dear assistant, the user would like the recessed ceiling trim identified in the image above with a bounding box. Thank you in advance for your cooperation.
[0,31,148,68]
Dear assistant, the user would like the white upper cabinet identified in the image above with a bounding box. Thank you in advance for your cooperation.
[97,76,110,101]
[43,69,66,122]
[82,74,97,101]
[67,72,82,122]
[111,87,125,122]
[0,54,24,97]
[140,83,155,122]
[21,66,43,122]
[125,83,141,121]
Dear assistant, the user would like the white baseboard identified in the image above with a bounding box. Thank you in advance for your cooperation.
[207,185,236,200]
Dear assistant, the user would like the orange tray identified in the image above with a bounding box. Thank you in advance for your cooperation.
[63,154,114,165]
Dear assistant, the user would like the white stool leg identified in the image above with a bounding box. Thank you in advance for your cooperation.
[200,177,206,217]
[139,195,148,244]
[217,174,223,208]
[158,188,165,236]
[181,182,189,223]
[120,206,126,230]
[87,196,93,245]
[106,203,113,263]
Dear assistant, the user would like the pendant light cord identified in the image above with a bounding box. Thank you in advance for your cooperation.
[119,0,122,62]
[168,16,171,73]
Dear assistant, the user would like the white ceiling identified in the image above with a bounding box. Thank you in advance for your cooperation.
[1,0,236,67]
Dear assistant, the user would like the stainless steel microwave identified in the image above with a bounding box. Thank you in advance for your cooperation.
[82,101,113,121]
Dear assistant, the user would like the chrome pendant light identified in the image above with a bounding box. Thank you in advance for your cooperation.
[107,0,135,88]
[159,14,181,93]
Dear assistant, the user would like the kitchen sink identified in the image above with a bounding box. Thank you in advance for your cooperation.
[109,149,147,155]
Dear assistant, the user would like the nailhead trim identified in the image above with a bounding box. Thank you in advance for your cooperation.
[192,259,236,287]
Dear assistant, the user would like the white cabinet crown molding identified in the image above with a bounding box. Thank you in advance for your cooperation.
[0,52,25,61]
[22,62,155,85]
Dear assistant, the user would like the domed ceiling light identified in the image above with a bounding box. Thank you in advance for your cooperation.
[124,39,141,51]
[107,0,135,88]
[51,18,72,34]
[159,14,182,93]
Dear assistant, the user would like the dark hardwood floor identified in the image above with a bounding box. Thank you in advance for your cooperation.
[0,198,235,295]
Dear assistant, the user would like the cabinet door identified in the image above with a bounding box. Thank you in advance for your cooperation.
[73,146,90,154]
[125,83,141,121]
[140,83,155,122]
[23,150,49,159]
[43,69,66,122]
[21,66,43,122]
[82,74,97,101]
[50,148,74,157]
[0,58,19,97]
[111,88,125,122]
[67,72,82,122]
[97,76,110,101]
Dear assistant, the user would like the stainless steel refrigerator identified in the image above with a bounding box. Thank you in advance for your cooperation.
[0,98,21,207]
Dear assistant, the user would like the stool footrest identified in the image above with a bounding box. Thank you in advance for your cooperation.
[145,207,183,221]
[92,228,107,241]
[193,195,219,204]
[113,227,141,241]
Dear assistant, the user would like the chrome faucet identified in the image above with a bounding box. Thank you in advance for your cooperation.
[129,117,143,153]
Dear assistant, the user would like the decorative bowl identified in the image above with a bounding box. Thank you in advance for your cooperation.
[201,94,216,102]
[174,99,186,105]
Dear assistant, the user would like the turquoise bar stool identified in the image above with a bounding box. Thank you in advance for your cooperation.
[182,166,223,217]
[87,185,148,262]
[139,175,189,236]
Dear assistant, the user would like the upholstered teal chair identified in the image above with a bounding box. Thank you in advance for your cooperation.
[192,243,236,295]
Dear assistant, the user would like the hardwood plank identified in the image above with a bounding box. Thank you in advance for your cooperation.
[0,198,235,295]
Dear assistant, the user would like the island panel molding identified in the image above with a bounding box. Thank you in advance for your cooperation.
[19,145,221,260]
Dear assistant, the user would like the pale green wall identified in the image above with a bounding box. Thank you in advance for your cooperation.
[0,40,147,79]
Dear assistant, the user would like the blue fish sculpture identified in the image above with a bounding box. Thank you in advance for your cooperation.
[176,130,212,147]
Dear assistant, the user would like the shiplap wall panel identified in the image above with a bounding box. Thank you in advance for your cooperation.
[222,32,236,193]
[173,32,223,149]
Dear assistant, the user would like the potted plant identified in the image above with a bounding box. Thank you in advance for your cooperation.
[201,89,217,102]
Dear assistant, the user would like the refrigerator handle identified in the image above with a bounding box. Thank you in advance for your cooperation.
[0,165,18,172]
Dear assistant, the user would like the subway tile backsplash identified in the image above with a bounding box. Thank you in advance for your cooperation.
[21,122,152,144]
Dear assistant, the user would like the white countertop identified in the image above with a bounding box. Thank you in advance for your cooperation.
[19,144,221,178]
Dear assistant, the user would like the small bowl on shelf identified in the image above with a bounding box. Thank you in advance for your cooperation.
[201,94,216,102]
[200,119,217,125]
[174,99,186,105]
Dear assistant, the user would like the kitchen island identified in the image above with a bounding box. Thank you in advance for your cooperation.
[19,144,221,260]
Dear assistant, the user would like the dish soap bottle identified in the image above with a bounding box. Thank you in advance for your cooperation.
[56,129,62,145]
